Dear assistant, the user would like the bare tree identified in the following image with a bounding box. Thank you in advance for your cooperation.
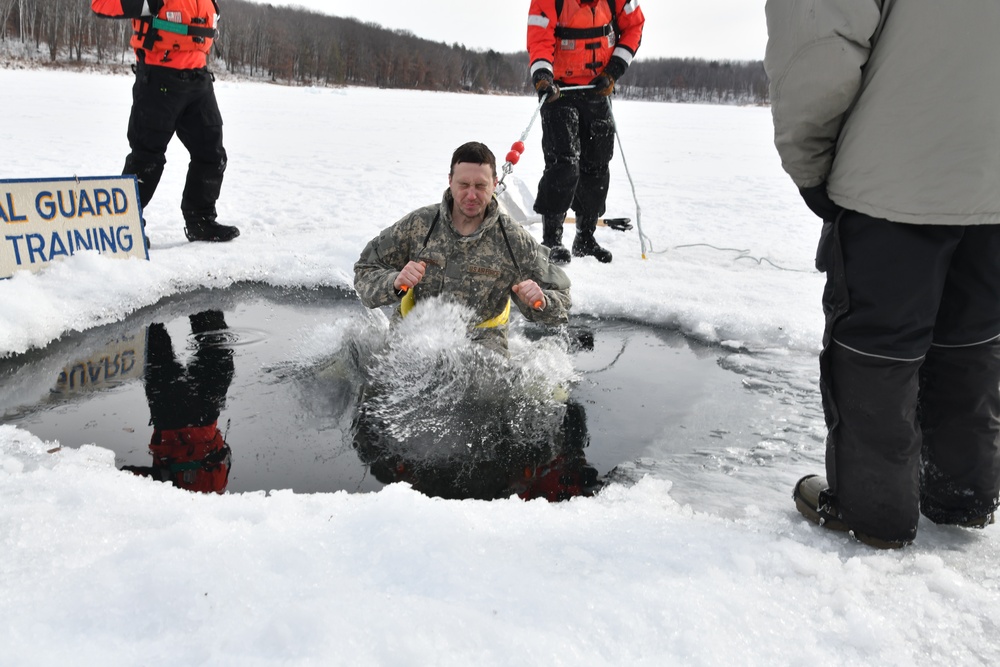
[0,0,17,42]
[0,1,768,105]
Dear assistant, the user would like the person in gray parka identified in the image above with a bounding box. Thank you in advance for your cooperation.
[765,0,1000,547]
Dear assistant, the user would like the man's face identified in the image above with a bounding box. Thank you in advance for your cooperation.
[449,162,496,220]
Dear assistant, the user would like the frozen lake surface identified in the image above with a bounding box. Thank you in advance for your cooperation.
[4,69,998,666]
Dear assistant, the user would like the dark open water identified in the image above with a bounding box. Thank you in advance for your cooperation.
[0,283,800,502]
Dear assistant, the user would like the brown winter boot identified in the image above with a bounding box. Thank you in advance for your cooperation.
[793,475,911,549]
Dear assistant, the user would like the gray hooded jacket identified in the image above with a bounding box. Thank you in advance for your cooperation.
[765,0,1000,226]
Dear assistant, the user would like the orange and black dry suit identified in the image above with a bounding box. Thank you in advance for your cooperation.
[526,0,645,222]
[90,0,227,224]
[91,0,218,69]
[127,422,232,493]
[122,311,235,493]
[527,0,645,86]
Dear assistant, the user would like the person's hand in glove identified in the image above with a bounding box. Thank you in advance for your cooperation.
[591,56,628,97]
[532,69,560,103]
[799,182,842,222]
[589,73,615,96]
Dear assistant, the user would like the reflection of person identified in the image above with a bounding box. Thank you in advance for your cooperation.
[353,399,600,502]
[122,310,235,493]
[90,0,240,243]
[766,1,1000,547]
[528,0,645,265]
[353,142,571,355]
[511,401,602,501]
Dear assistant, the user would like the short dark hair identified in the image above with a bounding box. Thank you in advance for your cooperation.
[450,141,497,179]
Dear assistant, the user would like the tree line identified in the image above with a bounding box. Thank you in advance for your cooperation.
[0,0,768,105]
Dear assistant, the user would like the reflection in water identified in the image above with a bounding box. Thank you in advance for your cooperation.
[353,398,601,501]
[121,310,236,494]
[55,340,141,394]
[1,284,776,499]
[346,301,600,502]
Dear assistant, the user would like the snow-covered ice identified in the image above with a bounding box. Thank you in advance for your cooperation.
[2,69,999,666]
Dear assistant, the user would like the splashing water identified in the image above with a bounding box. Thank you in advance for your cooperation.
[355,298,578,465]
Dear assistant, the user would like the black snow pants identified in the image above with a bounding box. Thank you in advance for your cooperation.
[819,211,1000,542]
[124,62,227,222]
[532,92,616,220]
[144,310,235,431]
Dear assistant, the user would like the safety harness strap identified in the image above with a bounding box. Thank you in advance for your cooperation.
[151,17,218,39]
[399,207,520,328]
[138,0,221,51]
[400,290,511,328]
[554,24,613,40]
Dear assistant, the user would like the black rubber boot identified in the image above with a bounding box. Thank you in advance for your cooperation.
[542,213,571,265]
[184,214,240,243]
[189,310,229,340]
[572,217,612,263]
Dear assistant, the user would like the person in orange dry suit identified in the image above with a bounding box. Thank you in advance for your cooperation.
[90,0,239,243]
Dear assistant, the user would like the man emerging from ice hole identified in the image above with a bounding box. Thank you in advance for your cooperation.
[353,142,572,355]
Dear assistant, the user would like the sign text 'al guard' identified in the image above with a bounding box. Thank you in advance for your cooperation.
[1,175,148,278]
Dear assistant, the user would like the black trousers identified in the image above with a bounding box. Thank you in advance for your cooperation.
[124,64,227,221]
[819,211,1000,540]
[145,310,235,430]
[533,92,615,220]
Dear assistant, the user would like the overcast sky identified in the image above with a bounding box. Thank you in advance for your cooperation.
[268,1,767,62]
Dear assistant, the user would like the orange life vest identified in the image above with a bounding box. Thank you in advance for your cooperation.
[551,0,617,84]
[131,0,219,69]
[148,421,230,493]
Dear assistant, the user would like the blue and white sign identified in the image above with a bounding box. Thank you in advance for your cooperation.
[0,175,148,278]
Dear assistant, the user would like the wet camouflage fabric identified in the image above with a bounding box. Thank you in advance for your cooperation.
[354,190,572,353]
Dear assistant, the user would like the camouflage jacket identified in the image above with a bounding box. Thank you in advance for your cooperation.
[354,190,572,353]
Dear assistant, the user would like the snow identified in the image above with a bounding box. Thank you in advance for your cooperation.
[1,68,999,666]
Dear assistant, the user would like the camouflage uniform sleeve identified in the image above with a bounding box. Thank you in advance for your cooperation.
[353,211,424,309]
[515,238,572,325]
